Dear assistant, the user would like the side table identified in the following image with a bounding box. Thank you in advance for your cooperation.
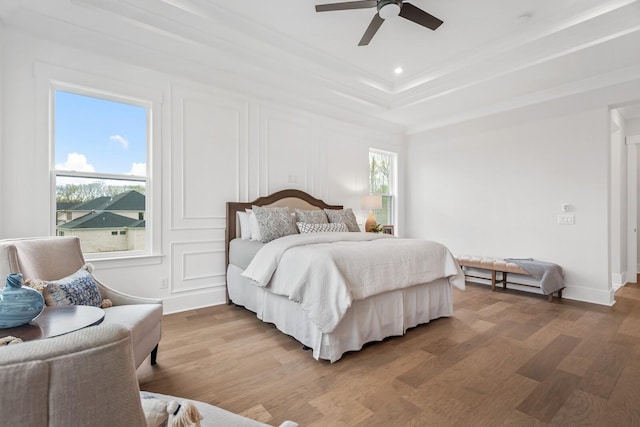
[0,305,105,341]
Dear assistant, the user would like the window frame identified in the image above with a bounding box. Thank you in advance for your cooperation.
[44,73,162,263]
[368,148,397,228]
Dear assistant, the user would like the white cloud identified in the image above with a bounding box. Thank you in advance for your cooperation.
[128,162,146,176]
[55,152,95,172]
[110,134,129,149]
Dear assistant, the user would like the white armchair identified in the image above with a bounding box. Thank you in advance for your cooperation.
[0,236,162,368]
[0,324,298,427]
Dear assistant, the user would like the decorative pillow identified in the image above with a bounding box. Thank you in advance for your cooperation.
[245,209,262,242]
[237,211,251,240]
[252,205,298,243]
[25,265,103,307]
[324,208,360,232]
[297,222,349,233]
[140,392,203,427]
[294,209,328,224]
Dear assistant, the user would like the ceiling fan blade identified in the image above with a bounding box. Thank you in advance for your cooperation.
[358,13,384,46]
[315,1,377,12]
[399,2,443,30]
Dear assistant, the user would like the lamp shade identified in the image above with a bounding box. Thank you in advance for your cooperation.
[361,195,383,210]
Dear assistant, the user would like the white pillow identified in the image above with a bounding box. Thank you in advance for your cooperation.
[237,211,251,240]
[297,222,349,233]
[245,209,262,242]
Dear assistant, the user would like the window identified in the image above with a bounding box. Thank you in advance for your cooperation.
[369,149,397,226]
[53,89,150,256]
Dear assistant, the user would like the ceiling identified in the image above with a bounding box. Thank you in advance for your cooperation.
[1,0,640,132]
[618,104,640,120]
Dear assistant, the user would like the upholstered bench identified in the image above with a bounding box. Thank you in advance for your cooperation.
[456,255,563,302]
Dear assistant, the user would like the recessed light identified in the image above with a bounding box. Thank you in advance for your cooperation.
[394,67,403,75]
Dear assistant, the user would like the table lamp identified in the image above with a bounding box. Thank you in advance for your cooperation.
[361,195,382,232]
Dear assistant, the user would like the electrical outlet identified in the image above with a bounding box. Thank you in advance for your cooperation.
[557,214,575,225]
[159,277,168,289]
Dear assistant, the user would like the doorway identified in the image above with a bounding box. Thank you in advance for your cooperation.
[613,103,640,287]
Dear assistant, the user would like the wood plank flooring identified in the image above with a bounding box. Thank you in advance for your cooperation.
[137,282,640,426]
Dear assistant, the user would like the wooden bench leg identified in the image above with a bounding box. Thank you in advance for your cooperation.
[548,289,564,302]
[547,289,565,302]
[502,272,508,290]
[491,270,496,291]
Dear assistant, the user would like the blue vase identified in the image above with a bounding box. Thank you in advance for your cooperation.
[0,273,45,329]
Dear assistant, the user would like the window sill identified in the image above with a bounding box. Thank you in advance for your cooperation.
[85,253,163,270]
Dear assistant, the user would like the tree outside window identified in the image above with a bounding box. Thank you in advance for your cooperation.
[369,150,396,226]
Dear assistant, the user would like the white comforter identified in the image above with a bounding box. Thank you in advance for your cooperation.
[241,233,465,333]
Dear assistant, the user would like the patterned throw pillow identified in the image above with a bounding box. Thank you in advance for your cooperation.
[26,266,103,307]
[294,209,328,224]
[297,222,349,233]
[252,205,298,243]
[324,208,360,232]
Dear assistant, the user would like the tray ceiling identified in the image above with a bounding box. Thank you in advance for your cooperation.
[1,0,639,132]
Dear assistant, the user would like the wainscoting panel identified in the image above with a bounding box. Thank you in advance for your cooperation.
[171,86,248,229]
[170,240,226,294]
[324,128,367,209]
[259,106,311,195]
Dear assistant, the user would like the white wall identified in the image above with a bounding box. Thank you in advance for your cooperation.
[629,118,640,136]
[406,109,612,305]
[0,28,404,313]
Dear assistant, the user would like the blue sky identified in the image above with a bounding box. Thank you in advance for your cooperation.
[54,90,147,176]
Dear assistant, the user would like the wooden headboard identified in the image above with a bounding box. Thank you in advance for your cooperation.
[225,189,342,268]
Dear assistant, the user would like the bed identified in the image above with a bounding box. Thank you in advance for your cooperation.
[225,189,465,362]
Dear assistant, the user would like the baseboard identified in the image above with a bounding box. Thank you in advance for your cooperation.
[162,286,227,314]
[612,272,627,289]
[463,272,614,306]
[562,284,615,306]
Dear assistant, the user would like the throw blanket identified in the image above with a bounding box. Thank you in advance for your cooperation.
[504,258,564,295]
[242,233,465,333]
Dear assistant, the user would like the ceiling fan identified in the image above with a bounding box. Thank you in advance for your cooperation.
[315,0,444,46]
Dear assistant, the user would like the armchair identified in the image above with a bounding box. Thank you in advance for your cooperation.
[0,236,162,368]
[0,324,298,427]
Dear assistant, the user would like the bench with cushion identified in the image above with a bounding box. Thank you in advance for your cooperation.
[456,255,563,302]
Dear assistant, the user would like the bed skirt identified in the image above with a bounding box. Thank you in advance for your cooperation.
[227,264,454,362]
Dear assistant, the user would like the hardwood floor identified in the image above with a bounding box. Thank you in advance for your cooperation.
[137,282,640,426]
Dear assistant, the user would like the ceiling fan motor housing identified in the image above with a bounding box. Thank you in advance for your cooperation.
[377,0,402,19]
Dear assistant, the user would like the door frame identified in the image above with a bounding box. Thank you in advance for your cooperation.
[627,135,640,282]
